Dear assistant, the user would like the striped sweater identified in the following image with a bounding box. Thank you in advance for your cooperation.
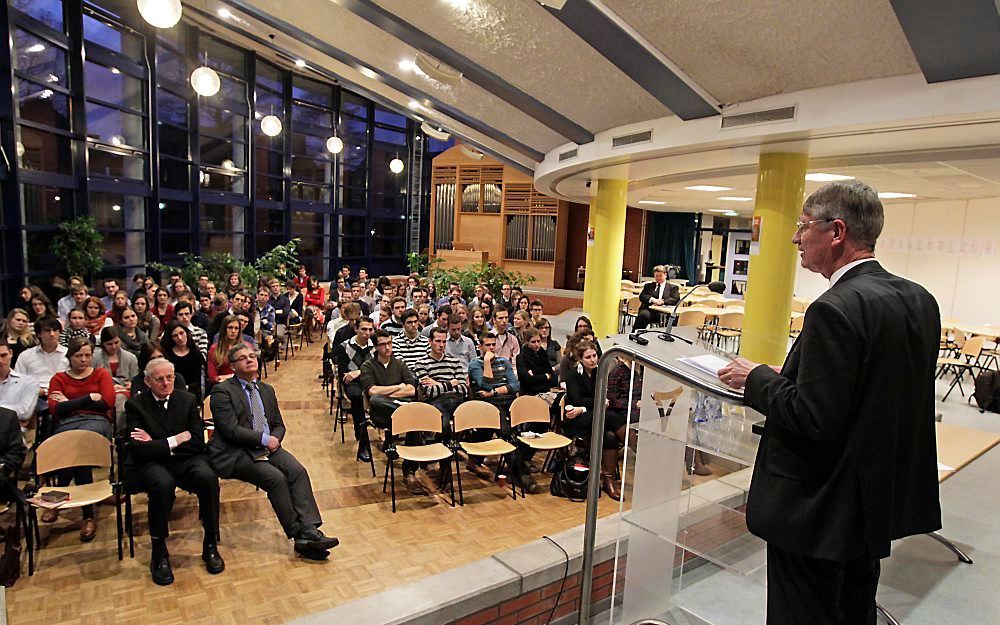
[392,333,429,370]
[411,353,468,400]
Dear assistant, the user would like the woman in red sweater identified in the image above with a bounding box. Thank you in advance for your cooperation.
[44,336,116,541]
[151,286,175,330]
[302,275,326,342]
[206,315,241,387]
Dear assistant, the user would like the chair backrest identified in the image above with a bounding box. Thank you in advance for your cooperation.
[651,387,683,418]
[391,402,444,435]
[722,299,743,308]
[961,335,986,357]
[676,310,706,328]
[717,312,744,329]
[35,429,111,476]
[510,395,550,428]
[626,297,642,315]
[789,315,804,333]
[453,400,501,433]
[790,298,810,313]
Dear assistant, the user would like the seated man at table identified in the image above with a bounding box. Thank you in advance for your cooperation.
[124,358,223,585]
[209,343,339,560]
[633,265,680,331]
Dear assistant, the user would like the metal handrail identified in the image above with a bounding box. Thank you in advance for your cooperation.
[578,341,746,625]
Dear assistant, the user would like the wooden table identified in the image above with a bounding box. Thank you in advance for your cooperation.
[936,421,1000,482]
[650,304,804,320]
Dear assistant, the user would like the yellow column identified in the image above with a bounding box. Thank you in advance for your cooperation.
[582,195,599,309]
[741,153,808,365]
[583,179,628,338]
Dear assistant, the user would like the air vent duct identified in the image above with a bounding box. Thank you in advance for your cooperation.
[558,148,578,162]
[612,130,652,148]
[721,105,796,129]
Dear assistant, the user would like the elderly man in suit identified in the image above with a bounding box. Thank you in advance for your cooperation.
[720,181,941,625]
[208,343,338,560]
[124,358,223,586]
[632,265,680,330]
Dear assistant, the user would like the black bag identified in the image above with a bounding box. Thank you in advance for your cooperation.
[0,523,22,587]
[549,456,591,502]
[973,370,1000,413]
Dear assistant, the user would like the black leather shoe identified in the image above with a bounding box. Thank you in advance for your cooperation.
[356,447,372,463]
[202,544,225,575]
[151,554,174,586]
[294,542,330,560]
[296,526,340,550]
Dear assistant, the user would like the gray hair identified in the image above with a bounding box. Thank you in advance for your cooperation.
[802,181,884,251]
[227,342,251,363]
[652,265,668,275]
[144,357,175,378]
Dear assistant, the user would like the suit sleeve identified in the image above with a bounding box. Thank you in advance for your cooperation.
[173,393,206,456]
[564,369,595,411]
[0,409,26,472]
[744,300,862,442]
[124,397,172,462]
[638,283,654,306]
[209,383,266,449]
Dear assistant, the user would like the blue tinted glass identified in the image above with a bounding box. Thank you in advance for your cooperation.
[292,76,331,108]
[374,127,406,146]
[157,90,189,127]
[13,29,67,83]
[85,61,145,111]
[16,78,70,130]
[83,14,142,56]
[374,107,406,128]
[11,0,64,30]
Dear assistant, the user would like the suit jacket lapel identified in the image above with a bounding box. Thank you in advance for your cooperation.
[230,377,253,426]
[142,391,172,434]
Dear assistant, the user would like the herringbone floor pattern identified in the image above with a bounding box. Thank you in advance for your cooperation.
[5,340,628,625]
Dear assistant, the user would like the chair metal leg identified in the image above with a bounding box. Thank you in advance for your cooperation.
[876,601,902,625]
[365,426,376,477]
[115,483,124,561]
[389,460,397,513]
[27,507,37,576]
[126,493,134,558]
[454,452,464,506]
[382,460,390,493]
[928,531,973,563]
[448,459,456,507]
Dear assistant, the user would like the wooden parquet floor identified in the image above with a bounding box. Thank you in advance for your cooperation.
[6,340,627,625]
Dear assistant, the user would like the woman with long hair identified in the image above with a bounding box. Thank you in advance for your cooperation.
[131,340,187,396]
[107,289,131,326]
[573,316,602,356]
[535,317,562,371]
[562,341,629,500]
[131,293,160,339]
[207,315,242,386]
[29,292,57,323]
[162,321,205,398]
[302,276,326,342]
[1,307,37,366]
[225,272,243,298]
[44,337,116,539]
[468,307,488,345]
[82,296,113,342]
[93,326,139,389]
[151,287,175,329]
[480,301,495,329]
[560,330,598,381]
[19,285,43,309]
[115,307,148,356]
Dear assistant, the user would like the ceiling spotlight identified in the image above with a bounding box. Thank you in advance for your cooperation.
[723,210,739,217]
[805,173,854,182]
[112,204,122,211]
[26,43,46,53]
[407,100,421,110]
[46,73,59,82]
[420,122,450,141]
[110,134,126,146]
[458,144,484,160]
[218,8,233,19]
[190,65,221,96]
[326,136,344,154]
[717,196,753,202]
[389,158,404,174]
[158,202,166,209]
[53,195,60,201]
[295,59,307,68]
[221,159,236,170]
[877,192,915,199]
[260,114,282,137]
[137,0,183,29]
[359,67,378,79]
[110,67,120,75]
[685,185,732,192]
[398,59,415,72]
[39,89,53,99]
[535,0,567,8]
[413,52,462,84]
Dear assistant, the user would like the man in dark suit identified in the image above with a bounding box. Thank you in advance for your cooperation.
[124,358,223,586]
[0,406,26,497]
[632,265,680,330]
[720,181,941,624]
[208,343,338,560]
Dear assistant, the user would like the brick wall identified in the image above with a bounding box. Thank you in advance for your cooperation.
[562,202,646,290]
[523,291,584,316]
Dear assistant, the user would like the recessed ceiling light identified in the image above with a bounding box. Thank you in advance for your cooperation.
[359,67,378,79]
[806,173,854,182]
[295,59,307,68]
[685,185,732,192]
[217,8,232,19]
[723,210,739,217]
[709,209,730,213]
[638,200,667,205]
[26,43,46,53]
[717,196,753,202]
[110,67,120,75]
[877,192,915,199]
[399,59,415,72]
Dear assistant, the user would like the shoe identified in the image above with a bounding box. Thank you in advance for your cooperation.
[601,474,621,501]
[41,508,59,523]
[296,526,340,550]
[693,462,712,476]
[294,542,330,561]
[80,518,97,542]
[150,553,174,586]
[404,473,428,496]
[519,474,539,495]
[466,460,493,480]
[202,544,226,575]
[356,447,372,463]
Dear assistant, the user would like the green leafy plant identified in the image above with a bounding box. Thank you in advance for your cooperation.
[52,216,104,280]
[428,261,534,298]
[150,238,301,290]
[405,251,429,275]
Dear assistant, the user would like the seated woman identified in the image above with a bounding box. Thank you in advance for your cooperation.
[44,337,116,540]
[1,307,37,367]
[559,330,599,382]
[107,290,131,326]
[131,293,161,340]
[29,292,58,324]
[302,276,326,342]
[93,327,139,426]
[162,321,205,399]
[116,307,149,356]
[206,315,242,388]
[562,341,629,501]
[131,340,188,396]
[535,318,562,372]
[151,287,175,330]
[82,296,113,343]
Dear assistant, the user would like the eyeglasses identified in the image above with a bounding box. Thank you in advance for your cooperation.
[150,374,175,383]
[795,217,835,231]
[233,353,258,363]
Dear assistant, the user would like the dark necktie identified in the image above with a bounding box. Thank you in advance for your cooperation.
[247,383,267,433]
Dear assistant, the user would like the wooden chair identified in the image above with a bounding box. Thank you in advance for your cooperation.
[27,430,124,575]
[790,298,810,313]
[789,315,804,338]
[284,319,304,360]
[620,296,641,332]
[509,396,571,474]
[452,401,517,503]
[937,335,986,401]
[722,299,743,308]
[382,403,455,512]
[713,312,744,351]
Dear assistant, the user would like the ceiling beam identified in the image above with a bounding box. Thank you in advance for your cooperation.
[327,0,594,145]
[889,0,1000,82]
[221,0,545,162]
[543,0,719,120]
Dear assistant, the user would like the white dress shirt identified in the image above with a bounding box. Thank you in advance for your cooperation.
[0,370,40,425]
[829,258,878,287]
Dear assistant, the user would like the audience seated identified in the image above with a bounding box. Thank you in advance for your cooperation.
[14,316,67,438]
[131,340,188,397]
[335,317,374,461]
[468,333,523,485]
[445,314,476,370]
[0,342,39,439]
[1,307,36,367]
[381,297,407,335]
[392,309,429,371]
[162,321,206,398]
[174,301,208,358]
[131,293,161,340]
[207,315,242,387]
[490,309,520,361]
[0,406,27,500]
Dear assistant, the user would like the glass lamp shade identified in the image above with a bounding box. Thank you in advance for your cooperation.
[221,159,236,171]
[389,157,404,174]
[190,66,221,97]
[137,0,183,29]
[260,115,282,137]
[326,136,344,154]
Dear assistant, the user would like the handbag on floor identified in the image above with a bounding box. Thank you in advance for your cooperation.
[549,455,590,502]
[0,523,22,587]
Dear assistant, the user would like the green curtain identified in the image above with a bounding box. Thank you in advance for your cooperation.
[645,212,697,282]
